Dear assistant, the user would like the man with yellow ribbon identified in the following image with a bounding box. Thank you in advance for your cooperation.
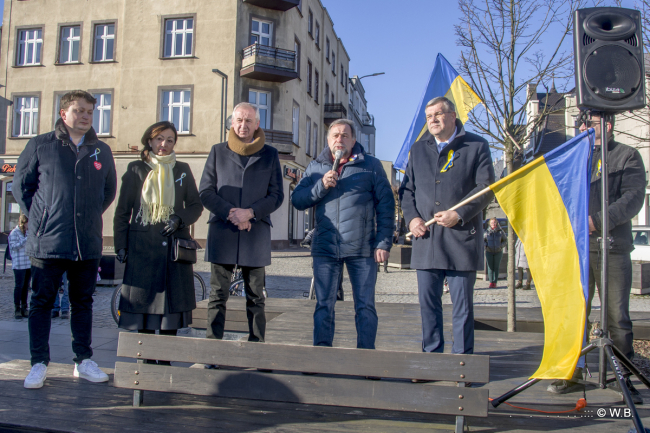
[399,96,494,358]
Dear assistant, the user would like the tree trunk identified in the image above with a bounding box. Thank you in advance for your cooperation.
[506,150,517,332]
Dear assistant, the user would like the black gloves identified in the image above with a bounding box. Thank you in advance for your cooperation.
[116,249,128,263]
[160,215,182,237]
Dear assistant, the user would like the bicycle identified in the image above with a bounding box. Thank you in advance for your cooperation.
[111,271,207,325]
[229,265,268,298]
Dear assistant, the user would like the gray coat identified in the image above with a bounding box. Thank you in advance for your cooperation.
[113,161,203,314]
[515,238,529,269]
[291,143,395,258]
[399,120,495,270]
[199,141,284,267]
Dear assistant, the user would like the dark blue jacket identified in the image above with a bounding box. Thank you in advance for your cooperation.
[13,119,117,260]
[291,143,395,258]
[400,120,495,270]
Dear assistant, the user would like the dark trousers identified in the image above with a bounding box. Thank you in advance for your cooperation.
[13,268,31,308]
[28,258,99,366]
[417,269,476,354]
[485,251,503,283]
[207,263,266,342]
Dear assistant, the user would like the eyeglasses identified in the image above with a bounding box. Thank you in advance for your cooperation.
[426,111,453,121]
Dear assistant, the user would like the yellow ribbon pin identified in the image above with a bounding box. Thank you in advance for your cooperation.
[440,150,456,173]
[596,159,601,177]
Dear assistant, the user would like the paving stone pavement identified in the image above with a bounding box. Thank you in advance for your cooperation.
[1,248,648,329]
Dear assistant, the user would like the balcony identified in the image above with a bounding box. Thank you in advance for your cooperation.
[240,44,298,83]
[362,112,375,126]
[264,129,298,154]
[242,0,300,11]
[323,103,348,125]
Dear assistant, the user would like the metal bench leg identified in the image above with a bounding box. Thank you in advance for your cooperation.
[455,415,465,433]
[133,359,144,407]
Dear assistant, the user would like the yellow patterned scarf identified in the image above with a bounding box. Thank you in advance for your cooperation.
[137,153,176,225]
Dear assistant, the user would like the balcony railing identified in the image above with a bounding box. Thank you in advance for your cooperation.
[323,103,348,125]
[242,0,300,11]
[264,129,297,154]
[240,44,298,83]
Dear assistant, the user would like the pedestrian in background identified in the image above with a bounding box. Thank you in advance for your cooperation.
[51,272,70,319]
[484,217,506,288]
[9,213,30,319]
[515,238,533,290]
[113,121,203,363]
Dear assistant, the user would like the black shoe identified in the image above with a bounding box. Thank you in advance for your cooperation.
[21,306,28,317]
[14,307,22,320]
[515,281,523,289]
[547,367,584,394]
[51,310,59,319]
[608,377,643,405]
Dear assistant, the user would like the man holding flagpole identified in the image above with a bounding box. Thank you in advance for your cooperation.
[400,96,494,357]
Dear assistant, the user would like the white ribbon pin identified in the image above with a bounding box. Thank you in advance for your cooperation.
[176,173,186,186]
[90,148,101,161]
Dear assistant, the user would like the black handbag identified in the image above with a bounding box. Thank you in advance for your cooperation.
[171,237,201,264]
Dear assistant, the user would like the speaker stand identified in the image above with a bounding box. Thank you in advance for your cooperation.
[490,113,650,433]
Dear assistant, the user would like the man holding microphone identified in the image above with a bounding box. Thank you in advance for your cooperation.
[292,119,394,349]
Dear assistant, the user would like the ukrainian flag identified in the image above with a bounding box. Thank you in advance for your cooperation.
[490,130,594,379]
[394,53,482,171]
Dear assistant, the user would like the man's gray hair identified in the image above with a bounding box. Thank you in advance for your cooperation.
[425,96,456,114]
[233,102,260,122]
[328,119,356,140]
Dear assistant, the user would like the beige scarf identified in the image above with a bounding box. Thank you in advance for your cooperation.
[228,128,266,156]
[137,153,176,225]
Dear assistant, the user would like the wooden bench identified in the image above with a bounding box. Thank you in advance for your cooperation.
[114,333,490,433]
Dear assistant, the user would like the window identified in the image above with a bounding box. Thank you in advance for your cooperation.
[345,71,348,93]
[163,17,194,58]
[92,92,112,136]
[307,60,312,96]
[331,91,334,104]
[315,22,320,48]
[341,65,344,86]
[314,70,319,104]
[13,95,39,137]
[325,82,329,104]
[160,89,191,133]
[59,25,81,63]
[308,9,313,36]
[332,52,336,74]
[292,102,300,145]
[249,89,271,130]
[93,23,115,62]
[313,123,318,156]
[16,28,42,66]
[251,18,272,46]
[52,92,66,129]
[326,38,330,61]
[294,38,301,77]
[305,116,312,156]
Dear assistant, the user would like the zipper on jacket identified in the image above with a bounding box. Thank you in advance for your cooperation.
[72,143,84,260]
[36,207,48,237]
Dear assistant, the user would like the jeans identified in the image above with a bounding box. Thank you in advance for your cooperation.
[577,252,633,369]
[312,256,378,349]
[207,263,266,342]
[485,251,503,283]
[53,272,70,312]
[13,268,31,308]
[29,258,100,366]
[417,269,476,354]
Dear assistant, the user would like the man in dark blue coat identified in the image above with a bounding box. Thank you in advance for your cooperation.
[400,96,494,355]
[199,103,284,345]
[14,90,117,389]
[292,119,395,349]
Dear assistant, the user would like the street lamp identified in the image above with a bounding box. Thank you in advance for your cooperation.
[358,72,385,80]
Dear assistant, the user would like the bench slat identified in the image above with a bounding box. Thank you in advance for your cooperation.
[117,333,489,382]
[114,362,488,417]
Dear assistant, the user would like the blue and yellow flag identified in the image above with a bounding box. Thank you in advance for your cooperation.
[394,53,482,171]
[489,130,594,379]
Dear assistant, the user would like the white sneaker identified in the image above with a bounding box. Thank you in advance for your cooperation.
[74,359,109,383]
[24,362,47,389]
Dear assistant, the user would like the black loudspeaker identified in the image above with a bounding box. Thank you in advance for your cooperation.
[574,7,646,112]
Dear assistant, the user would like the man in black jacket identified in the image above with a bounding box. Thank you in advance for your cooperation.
[199,103,284,345]
[400,96,494,356]
[548,113,646,404]
[14,90,117,389]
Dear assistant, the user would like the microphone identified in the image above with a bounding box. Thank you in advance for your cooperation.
[332,150,343,172]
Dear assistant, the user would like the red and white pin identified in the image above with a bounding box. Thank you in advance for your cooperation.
[94,161,102,170]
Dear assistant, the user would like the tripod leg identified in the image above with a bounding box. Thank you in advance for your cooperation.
[490,378,541,408]
[612,344,650,389]
[604,345,646,433]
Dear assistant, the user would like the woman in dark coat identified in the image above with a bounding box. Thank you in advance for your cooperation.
[484,217,507,288]
[113,121,203,355]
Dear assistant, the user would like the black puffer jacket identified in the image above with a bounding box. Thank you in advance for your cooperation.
[484,225,507,253]
[291,143,395,258]
[13,119,117,260]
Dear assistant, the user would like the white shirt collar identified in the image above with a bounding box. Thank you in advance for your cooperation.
[434,127,458,153]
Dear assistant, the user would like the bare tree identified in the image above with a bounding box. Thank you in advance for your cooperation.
[455,0,585,331]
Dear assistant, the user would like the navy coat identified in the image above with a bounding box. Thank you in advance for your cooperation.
[113,161,203,314]
[199,141,284,267]
[399,120,495,270]
[13,119,117,260]
[291,143,395,258]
